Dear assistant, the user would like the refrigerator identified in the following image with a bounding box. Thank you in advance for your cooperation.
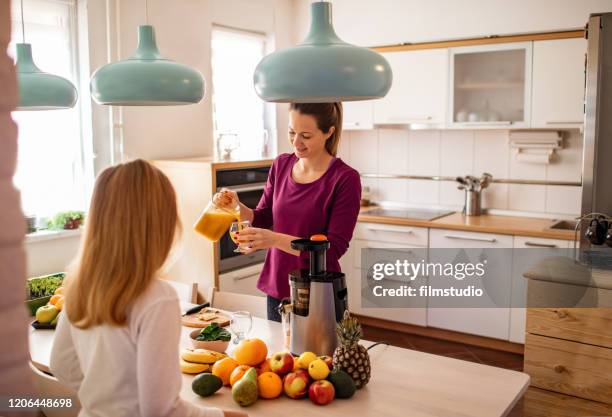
[580,12,612,259]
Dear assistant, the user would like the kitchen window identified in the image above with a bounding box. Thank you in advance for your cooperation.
[9,0,93,220]
[211,26,271,158]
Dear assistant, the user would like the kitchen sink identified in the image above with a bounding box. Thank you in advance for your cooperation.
[548,219,578,231]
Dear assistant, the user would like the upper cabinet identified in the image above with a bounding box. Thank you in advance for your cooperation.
[449,42,532,129]
[531,38,586,128]
[373,49,448,127]
[343,101,374,130]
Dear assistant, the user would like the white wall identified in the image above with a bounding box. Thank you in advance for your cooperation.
[292,0,612,46]
[25,234,81,277]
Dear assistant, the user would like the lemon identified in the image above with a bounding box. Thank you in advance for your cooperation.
[308,358,330,380]
[297,351,317,369]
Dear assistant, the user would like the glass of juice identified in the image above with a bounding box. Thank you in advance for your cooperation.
[193,199,240,242]
[230,220,251,253]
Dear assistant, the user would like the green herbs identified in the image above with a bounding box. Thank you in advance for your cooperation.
[48,211,85,230]
[27,273,64,300]
[196,323,232,341]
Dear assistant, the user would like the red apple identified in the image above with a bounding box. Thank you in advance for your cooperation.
[318,355,333,370]
[283,370,311,399]
[270,352,294,375]
[308,380,335,405]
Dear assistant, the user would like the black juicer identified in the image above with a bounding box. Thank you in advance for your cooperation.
[289,235,348,356]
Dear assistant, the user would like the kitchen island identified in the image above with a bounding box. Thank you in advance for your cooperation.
[30,308,529,417]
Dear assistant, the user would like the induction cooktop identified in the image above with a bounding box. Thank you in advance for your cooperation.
[363,208,454,221]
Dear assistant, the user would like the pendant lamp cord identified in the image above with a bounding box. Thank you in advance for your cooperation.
[145,0,149,24]
[20,0,25,43]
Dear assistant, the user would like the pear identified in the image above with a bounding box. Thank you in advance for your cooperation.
[231,367,258,407]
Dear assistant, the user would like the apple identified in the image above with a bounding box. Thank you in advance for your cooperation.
[283,369,311,399]
[36,305,59,324]
[318,355,333,370]
[308,380,335,405]
[270,352,294,375]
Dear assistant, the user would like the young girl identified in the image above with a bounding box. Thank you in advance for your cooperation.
[50,160,245,417]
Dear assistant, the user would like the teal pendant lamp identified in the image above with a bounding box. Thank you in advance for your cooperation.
[15,0,78,110]
[90,9,205,106]
[253,1,392,103]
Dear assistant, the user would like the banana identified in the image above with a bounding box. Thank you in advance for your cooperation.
[180,358,210,374]
[181,348,227,364]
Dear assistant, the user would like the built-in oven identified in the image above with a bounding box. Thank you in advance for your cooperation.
[217,165,271,273]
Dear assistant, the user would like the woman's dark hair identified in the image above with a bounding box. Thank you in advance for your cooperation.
[289,102,343,156]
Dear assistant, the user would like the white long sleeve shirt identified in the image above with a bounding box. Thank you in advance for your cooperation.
[50,279,223,417]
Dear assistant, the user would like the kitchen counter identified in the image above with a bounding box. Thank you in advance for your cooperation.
[30,307,529,417]
[358,208,576,241]
[153,154,274,170]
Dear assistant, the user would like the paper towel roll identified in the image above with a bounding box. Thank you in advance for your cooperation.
[515,152,551,164]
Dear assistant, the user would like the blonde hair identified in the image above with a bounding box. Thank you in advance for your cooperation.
[66,159,180,329]
[289,102,343,156]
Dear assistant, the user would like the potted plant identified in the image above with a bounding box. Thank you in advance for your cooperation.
[48,211,85,230]
[26,272,64,316]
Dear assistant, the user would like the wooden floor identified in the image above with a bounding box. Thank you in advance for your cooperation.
[362,324,612,417]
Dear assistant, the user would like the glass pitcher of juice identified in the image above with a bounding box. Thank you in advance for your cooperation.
[193,198,240,242]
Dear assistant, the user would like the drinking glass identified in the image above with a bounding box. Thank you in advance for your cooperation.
[229,220,251,253]
[230,311,253,344]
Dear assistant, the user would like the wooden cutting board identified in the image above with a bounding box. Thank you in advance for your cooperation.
[181,308,231,328]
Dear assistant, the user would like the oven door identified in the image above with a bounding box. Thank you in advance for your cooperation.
[218,184,268,273]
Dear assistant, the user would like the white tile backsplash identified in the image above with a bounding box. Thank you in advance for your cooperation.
[349,130,378,173]
[408,130,440,176]
[508,184,546,212]
[440,130,474,177]
[348,127,582,217]
[546,130,583,182]
[473,130,509,178]
[377,128,408,175]
[337,131,351,161]
[545,185,582,215]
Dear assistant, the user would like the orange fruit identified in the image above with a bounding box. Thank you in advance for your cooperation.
[229,365,251,386]
[256,358,272,375]
[258,371,282,399]
[55,297,65,311]
[233,338,268,366]
[49,294,63,306]
[54,287,64,295]
[211,357,239,386]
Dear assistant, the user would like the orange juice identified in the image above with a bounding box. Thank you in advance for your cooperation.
[193,203,240,242]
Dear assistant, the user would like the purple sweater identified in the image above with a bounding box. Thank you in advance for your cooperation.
[252,153,362,299]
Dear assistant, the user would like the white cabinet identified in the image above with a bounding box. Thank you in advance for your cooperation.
[449,42,532,129]
[343,101,374,130]
[219,263,265,297]
[509,236,574,344]
[531,38,586,128]
[373,49,448,127]
[427,229,514,340]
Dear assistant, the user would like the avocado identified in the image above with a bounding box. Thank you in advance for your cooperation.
[192,373,223,397]
[328,369,356,399]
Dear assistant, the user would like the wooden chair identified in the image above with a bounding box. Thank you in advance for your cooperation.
[207,287,267,319]
[163,279,198,304]
[29,362,80,417]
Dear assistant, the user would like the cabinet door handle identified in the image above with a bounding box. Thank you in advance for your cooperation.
[524,241,558,248]
[553,364,566,373]
[444,234,497,243]
[545,121,583,125]
[367,225,414,234]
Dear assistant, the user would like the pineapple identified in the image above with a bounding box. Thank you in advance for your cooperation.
[332,310,371,389]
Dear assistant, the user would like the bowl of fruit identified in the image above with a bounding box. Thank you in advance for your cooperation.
[190,323,232,352]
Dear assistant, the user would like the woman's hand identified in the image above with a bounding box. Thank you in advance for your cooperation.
[237,227,278,254]
[213,188,239,209]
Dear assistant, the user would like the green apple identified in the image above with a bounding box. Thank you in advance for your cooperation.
[36,305,59,324]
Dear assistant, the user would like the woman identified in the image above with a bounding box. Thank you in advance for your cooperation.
[51,160,245,417]
[215,103,361,322]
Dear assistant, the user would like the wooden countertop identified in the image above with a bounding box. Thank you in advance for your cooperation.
[358,209,576,241]
[30,307,529,417]
[152,154,274,170]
